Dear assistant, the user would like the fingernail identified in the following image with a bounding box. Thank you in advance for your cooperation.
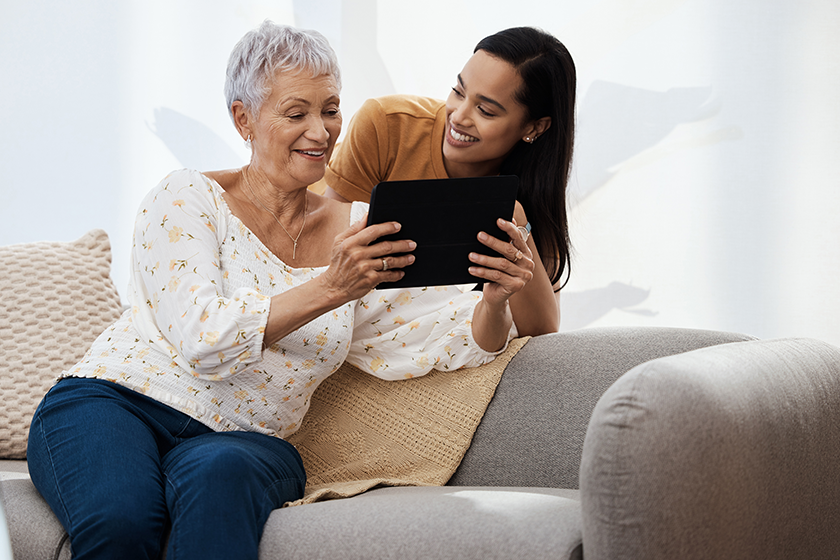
[394,222,401,231]
[478,232,488,241]
[408,241,416,250]
[408,255,415,264]
[469,252,478,261]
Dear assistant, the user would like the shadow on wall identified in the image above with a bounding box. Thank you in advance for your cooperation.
[558,81,718,329]
[560,282,656,332]
[571,80,718,205]
[147,108,244,172]
[147,80,719,331]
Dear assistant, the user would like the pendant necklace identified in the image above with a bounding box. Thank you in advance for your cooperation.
[243,173,308,260]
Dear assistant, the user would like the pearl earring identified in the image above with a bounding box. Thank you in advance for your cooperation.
[244,135,252,150]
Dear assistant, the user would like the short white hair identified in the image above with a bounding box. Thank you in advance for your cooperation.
[224,20,341,119]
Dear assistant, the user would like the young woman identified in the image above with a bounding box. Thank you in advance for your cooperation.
[320,27,576,336]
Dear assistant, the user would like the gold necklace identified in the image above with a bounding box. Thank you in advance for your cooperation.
[243,173,308,260]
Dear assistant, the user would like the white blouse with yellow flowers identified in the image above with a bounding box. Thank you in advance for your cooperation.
[62,169,514,439]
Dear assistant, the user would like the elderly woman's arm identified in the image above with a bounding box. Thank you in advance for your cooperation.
[130,171,413,380]
[129,171,274,380]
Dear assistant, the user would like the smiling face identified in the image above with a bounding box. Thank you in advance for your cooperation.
[443,50,545,178]
[239,69,342,190]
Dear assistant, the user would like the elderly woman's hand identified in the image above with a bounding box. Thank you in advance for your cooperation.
[468,218,536,309]
[319,216,416,303]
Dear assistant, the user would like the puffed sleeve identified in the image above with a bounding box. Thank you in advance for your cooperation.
[323,98,389,202]
[128,169,270,380]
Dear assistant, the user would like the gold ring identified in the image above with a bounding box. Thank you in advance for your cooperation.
[382,258,388,271]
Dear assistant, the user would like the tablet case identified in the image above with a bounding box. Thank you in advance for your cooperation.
[366,176,519,289]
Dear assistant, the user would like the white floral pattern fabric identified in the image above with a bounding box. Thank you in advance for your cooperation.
[63,169,512,439]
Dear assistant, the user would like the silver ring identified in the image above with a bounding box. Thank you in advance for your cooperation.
[381,258,388,271]
[512,250,523,262]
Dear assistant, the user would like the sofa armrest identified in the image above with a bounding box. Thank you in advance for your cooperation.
[580,337,840,559]
[449,326,754,488]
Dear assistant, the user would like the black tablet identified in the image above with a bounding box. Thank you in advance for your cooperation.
[366,175,519,289]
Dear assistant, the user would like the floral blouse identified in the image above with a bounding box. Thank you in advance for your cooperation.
[64,169,513,439]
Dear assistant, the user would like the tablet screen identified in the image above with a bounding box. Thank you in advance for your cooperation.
[366,176,519,289]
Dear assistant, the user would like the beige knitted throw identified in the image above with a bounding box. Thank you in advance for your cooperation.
[285,337,529,506]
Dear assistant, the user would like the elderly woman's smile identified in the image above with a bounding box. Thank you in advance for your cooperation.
[248,71,342,189]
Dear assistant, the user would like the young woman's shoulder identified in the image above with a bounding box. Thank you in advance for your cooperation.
[363,95,444,120]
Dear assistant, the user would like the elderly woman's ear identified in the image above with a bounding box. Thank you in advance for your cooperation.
[231,100,253,143]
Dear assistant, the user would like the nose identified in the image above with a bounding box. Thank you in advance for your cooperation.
[449,98,472,128]
[305,115,330,144]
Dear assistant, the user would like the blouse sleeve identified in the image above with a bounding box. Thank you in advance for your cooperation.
[346,286,515,380]
[128,169,270,381]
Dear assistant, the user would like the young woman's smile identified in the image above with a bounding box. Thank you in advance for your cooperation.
[442,50,541,178]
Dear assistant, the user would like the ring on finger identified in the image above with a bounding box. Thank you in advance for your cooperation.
[381,258,388,271]
[512,250,523,262]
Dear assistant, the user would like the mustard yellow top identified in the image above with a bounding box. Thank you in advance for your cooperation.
[321,95,449,202]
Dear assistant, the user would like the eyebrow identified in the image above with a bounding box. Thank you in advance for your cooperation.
[277,94,340,108]
[457,74,508,113]
[281,97,311,106]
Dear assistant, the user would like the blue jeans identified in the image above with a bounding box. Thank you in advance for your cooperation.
[27,377,306,560]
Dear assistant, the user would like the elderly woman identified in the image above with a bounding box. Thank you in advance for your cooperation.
[26,21,534,560]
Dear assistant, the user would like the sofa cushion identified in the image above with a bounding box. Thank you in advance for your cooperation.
[0,478,581,560]
[263,486,582,560]
[1,475,70,560]
[0,230,123,458]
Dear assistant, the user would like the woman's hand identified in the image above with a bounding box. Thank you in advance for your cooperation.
[469,218,535,308]
[466,218,536,352]
[472,205,560,337]
[262,217,415,350]
[319,215,416,304]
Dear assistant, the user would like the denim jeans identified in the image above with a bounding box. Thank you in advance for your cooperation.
[27,377,306,560]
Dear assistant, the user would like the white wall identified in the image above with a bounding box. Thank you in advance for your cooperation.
[2,0,839,346]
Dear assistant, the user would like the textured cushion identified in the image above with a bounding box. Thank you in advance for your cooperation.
[580,338,840,559]
[0,475,70,560]
[0,230,123,458]
[263,486,582,560]
[450,326,755,489]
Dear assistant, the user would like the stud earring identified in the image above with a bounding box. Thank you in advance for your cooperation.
[244,135,252,150]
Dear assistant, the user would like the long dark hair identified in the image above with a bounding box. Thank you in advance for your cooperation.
[475,27,576,289]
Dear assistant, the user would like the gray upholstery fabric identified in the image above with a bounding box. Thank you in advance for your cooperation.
[0,475,69,560]
[580,337,840,560]
[450,327,755,489]
[260,486,582,560]
[0,460,28,474]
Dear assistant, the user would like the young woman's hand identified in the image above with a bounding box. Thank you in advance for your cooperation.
[469,218,536,310]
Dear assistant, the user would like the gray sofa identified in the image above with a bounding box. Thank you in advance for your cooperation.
[3,327,840,559]
[2,231,840,559]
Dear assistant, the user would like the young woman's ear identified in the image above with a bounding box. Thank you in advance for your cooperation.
[523,116,551,143]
